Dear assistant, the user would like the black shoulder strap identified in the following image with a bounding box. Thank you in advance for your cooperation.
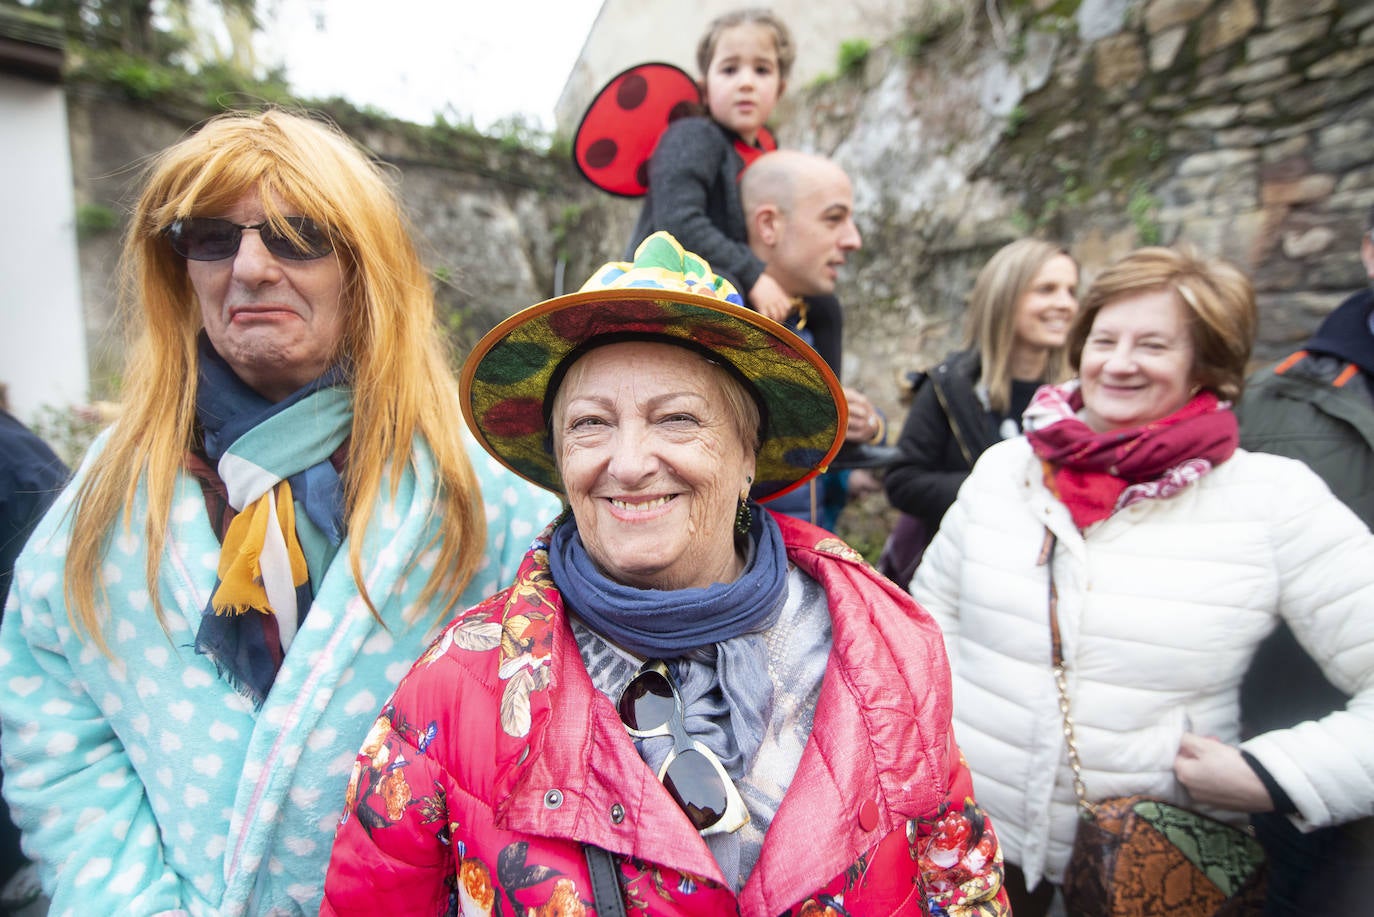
[929,372,978,467]
[582,844,628,917]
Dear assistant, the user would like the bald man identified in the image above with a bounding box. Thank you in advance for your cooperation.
[739,150,895,526]
[737,152,852,381]
[742,151,861,298]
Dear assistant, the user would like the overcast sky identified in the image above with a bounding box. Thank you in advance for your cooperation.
[255,0,604,130]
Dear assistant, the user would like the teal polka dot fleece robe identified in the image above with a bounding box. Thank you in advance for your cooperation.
[0,431,560,916]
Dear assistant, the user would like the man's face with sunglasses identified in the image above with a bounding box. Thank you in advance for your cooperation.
[179,189,345,402]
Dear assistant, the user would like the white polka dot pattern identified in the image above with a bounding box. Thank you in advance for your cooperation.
[0,431,561,915]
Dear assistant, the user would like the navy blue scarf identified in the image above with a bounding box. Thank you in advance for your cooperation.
[548,502,786,656]
[553,505,787,873]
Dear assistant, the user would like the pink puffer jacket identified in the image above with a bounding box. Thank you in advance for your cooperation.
[322,513,1008,917]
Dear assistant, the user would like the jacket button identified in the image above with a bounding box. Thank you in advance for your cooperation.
[544,789,563,809]
[610,803,625,824]
[858,799,879,831]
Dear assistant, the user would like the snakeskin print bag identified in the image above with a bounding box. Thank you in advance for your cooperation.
[1041,531,1268,916]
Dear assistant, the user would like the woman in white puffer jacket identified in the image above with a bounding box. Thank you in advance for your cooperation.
[913,245,1374,916]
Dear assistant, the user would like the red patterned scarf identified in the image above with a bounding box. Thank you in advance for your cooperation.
[1023,381,1239,530]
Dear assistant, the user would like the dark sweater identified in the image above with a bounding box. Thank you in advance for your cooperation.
[886,351,1008,530]
[625,117,767,294]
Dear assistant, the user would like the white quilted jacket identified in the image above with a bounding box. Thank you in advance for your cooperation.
[912,438,1374,889]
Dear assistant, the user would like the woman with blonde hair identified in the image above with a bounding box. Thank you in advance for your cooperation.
[0,108,558,915]
[882,238,1078,588]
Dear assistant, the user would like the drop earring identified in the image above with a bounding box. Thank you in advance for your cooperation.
[734,497,752,537]
[735,477,753,537]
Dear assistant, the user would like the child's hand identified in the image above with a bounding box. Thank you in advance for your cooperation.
[748,274,795,323]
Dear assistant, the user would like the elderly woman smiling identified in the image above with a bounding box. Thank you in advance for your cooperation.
[322,233,1011,916]
[913,246,1374,915]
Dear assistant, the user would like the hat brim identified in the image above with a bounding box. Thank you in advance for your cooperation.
[460,287,846,502]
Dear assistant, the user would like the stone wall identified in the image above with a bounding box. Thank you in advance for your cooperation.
[72,0,1372,407]
[781,0,1374,418]
[753,0,1370,549]
[62,0,1374,549]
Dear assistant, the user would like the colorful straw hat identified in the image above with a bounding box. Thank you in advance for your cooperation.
[460,232,845,501]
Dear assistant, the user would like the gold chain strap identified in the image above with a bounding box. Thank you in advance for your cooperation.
[1042,528,1096,818]
[1054,661,1095,817]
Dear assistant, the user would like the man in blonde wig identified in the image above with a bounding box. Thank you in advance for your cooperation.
[0,109,558,914]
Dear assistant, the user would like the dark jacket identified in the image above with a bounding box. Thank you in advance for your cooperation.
[1236,289,1374,527]
[625,116,849,377]
[626,117,766,294]
[0,409,67,890]
[1234,286,1374,915]
[0,410,67,609]
[885,350,1002,530]
[1236,288,1374,733]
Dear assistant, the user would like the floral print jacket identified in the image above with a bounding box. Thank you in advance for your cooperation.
[322,513,1008,917]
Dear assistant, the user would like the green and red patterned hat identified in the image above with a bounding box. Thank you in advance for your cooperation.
[459,232,845,501]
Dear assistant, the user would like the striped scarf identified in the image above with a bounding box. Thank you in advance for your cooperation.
[192,337,352,704]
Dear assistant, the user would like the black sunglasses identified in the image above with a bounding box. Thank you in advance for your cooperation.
[165,216,334,262]
[617,660,749,835]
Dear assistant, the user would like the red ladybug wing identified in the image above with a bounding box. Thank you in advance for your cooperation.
[572,62,701,197]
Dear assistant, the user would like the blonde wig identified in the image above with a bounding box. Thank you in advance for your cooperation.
[963,238,1077,413]
[1067,245,1256,402]
[65,108,485,647]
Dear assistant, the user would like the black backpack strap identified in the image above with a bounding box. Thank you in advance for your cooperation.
[582,844,628,917]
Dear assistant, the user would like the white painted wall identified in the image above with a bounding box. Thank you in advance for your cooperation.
[0,77,87,424]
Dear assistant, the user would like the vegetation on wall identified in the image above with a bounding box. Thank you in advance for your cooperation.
[17,0,561,156]
[973,8,1178,244]
[69,45,294,109]
[1127,186,1162,246]
[811,33,882,88]
[28,402,109,465]
[836,39,871,78]
[23,0,257,64]
[896,0,971,56]
[75,202,117,239]
[552,203,588,263]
